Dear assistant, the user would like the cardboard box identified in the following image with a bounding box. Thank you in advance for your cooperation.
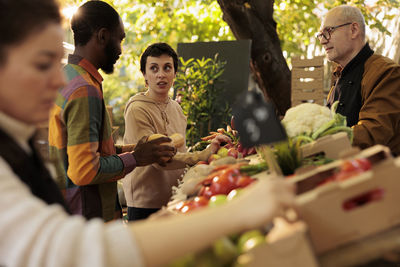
[301,132,352,160]
[294,146,400,253]
[240,220,319,267]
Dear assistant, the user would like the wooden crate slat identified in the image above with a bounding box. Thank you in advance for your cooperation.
[292,99,325,106]
[292,80,324,90]
[292,92,325,99]
[292,68,324,79]
[292,56,324,67]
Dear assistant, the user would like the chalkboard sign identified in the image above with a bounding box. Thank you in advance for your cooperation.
[232,90,287,148]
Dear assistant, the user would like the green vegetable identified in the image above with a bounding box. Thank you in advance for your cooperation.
[319,125,353,142]
[239,161,268,176]
[331,100,339,113]
[310,101,350,140]
[273,139,302,176]
[311,112,346,139]
[302,154,334,166]
[293,134,314,145]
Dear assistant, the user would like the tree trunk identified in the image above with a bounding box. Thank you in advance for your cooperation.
[217,0,291,115]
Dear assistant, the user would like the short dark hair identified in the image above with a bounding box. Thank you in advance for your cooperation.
[140,43,178,74]
[71,1,120,46]
[0,0,61,65]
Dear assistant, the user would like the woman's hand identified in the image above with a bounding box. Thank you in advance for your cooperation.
[209,134,232,154]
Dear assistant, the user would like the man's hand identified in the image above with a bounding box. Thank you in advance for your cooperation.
[132,136,177,167]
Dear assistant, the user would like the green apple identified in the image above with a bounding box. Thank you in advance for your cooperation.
[208,194,227,208]
[194,248,222,267]
[212,236,238,264]
[217,147,229,157]
[237,230,265,253]
[167,253,195,267]
[240,235,266,253]
[227,188,243,201]
[208,154,221,163]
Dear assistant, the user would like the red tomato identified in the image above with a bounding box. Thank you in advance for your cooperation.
[355,158,372,171]
[179,203,196,213]
[341,160,359,173]
[236,176,255,188]
[197,161,208,165]
[199,186,214,199]
[209,176,235,195]
[201,177,213,186]
[193,196,209,206]
[335,158,372,182]
[178,196,209,213]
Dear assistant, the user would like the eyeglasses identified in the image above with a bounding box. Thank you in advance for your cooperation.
[316,22,352,41]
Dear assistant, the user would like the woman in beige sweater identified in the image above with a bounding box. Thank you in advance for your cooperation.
[123,43,230,220]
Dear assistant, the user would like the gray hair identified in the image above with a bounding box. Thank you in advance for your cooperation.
[330,5,366,39]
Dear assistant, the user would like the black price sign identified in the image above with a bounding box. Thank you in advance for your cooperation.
[232,90,287,148]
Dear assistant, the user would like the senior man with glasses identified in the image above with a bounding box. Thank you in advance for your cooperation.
[318,5,400,156]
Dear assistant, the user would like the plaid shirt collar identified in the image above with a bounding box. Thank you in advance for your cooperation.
[67,54,103,85]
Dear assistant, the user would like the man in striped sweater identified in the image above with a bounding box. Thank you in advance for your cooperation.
[48,1,175,221]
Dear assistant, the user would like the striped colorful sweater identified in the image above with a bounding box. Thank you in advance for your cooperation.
[48,55,136,221]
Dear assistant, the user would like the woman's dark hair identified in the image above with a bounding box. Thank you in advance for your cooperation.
[140,43,179,74]
[71,1,120,46]
[0,0,61,65]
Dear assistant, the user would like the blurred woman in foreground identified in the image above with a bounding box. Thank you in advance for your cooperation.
[0,0,294,266]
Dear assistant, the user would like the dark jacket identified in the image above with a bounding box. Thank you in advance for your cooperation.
[0,128,69,212]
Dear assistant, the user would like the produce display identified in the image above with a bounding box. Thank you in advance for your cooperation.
[191,125,257,159]
[171,162,267,203]
[168,160,270,266]
[162,102,397,266]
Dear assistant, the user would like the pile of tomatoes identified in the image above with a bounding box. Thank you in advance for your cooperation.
[175,164,256,214]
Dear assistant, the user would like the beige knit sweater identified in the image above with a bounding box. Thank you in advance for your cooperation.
[122,92,211,208]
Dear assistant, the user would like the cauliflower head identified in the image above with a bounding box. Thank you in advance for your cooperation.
[282,103,332,137]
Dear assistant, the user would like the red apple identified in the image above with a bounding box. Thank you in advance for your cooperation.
[227,148,239,158]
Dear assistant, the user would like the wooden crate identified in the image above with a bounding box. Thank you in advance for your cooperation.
[241,220,319,267]
[291,56,325,106]
[293,146,400,254]
[301,132,352,160]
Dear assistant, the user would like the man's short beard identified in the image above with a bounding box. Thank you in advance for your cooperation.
[100,41,119,74]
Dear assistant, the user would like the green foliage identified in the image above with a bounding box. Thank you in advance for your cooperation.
[274,0,400,59]
[174,55,231,147]
[59,0,399,139]
[59,0,234,138]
